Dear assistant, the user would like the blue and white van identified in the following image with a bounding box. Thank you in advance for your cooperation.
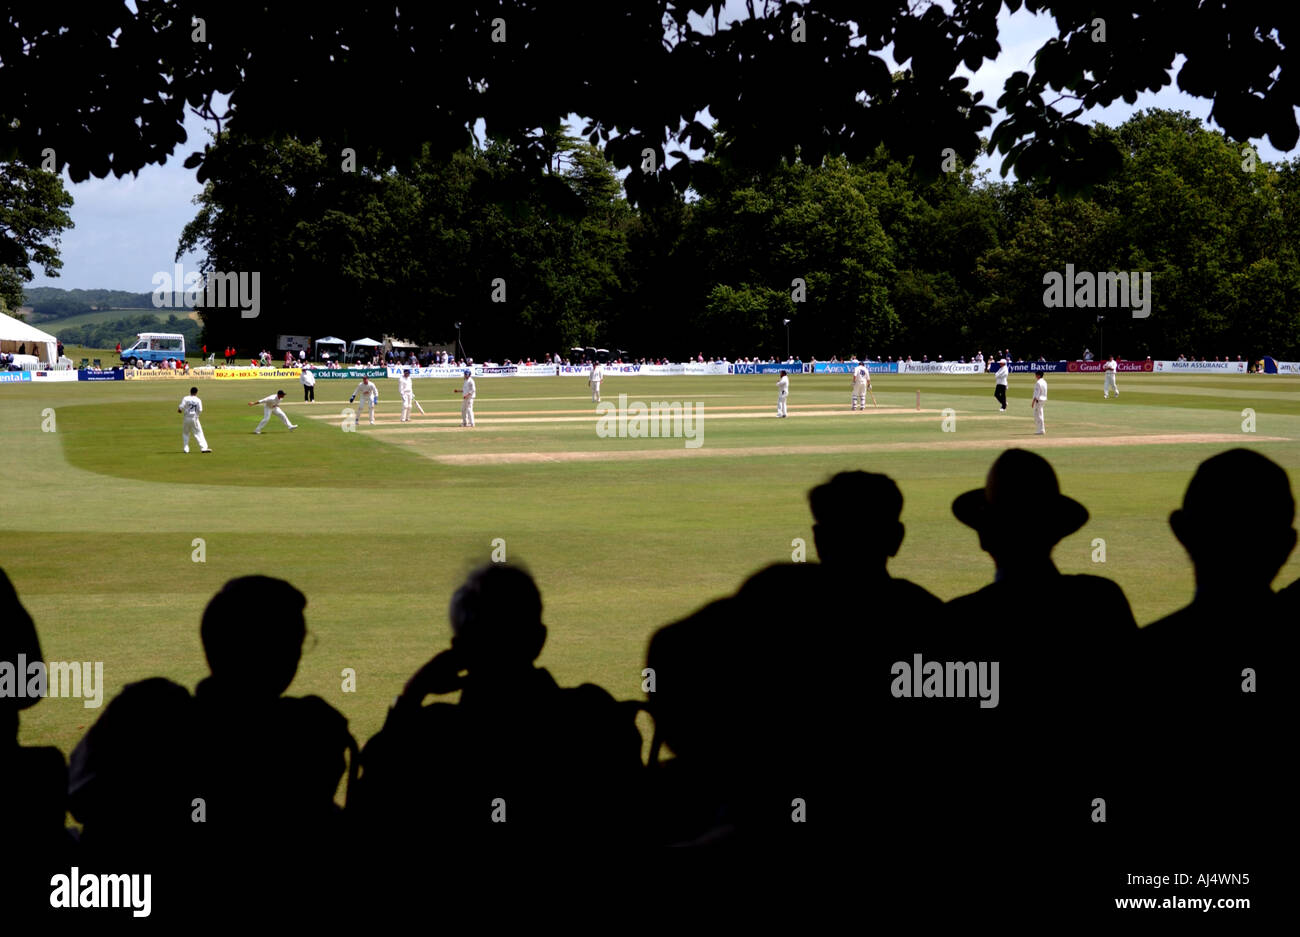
[120,332,186,367]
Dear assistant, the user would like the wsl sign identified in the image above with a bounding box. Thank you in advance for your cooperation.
[1043,265,1151,318]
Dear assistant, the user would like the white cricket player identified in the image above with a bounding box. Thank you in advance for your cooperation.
[776,370,789,418]
[588,362,604,402]
[248,389,297,433]
[1032,370,1048,435]
[301,366,316,402]
[178,386,211,453]
[851,361,870,410]
[1102,355,1119,398]
[350,376,379,425]
[398,369,414,422]
[455,368,476,426]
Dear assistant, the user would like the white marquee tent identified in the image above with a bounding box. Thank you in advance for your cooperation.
[349,336,381,360]
[315,336,347,358]
[0,310,58,366]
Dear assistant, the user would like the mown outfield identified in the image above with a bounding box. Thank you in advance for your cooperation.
[3,370,1298,765]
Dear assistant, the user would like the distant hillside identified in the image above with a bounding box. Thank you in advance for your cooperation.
[23,287,157,321]
[50,312,203,351]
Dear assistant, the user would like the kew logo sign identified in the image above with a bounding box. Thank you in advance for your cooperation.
[152,263,261,318]
[1043,264,1151,318]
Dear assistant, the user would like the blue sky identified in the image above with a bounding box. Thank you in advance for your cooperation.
[29,3,1293,292]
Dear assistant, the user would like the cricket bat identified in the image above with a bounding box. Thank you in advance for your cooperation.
[413,398,425,415]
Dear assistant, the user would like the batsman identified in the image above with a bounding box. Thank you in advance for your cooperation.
[399,368,415,422]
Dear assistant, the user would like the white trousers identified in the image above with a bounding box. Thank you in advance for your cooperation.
[777,391,788,417]
[1103,372,1118,396]
[590,380,601,401]
[256,406,292,431]
[402,392,413,421]
[462,396,475,426]
[852,384,867,408]
[358,397,375,423]
[182,418,209,451]
[1034,402,1046,433]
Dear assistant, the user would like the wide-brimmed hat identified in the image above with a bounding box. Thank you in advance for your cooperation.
[952,449,1088,540]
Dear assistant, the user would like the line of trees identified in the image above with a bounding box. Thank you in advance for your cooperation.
[177,110,1300,361]
[20,288,156,320]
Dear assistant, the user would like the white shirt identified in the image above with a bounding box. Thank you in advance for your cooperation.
[1103,358,1117,372]
[589,365,604,383]
[258,394,284,408]
[1033,378,1048,402]
[853,365,868,384]
[301,369,315,386]
[462,376,476,399]
[179,395,203,419]
[995,365,1009,386]
[398,376,413,397]
[353,381,378,401]
[777,376,789,395]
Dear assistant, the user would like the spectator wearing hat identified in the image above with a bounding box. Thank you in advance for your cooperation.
[940,449,1136,879]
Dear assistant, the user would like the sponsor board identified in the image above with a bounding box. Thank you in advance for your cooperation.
[1067,360,1153,373]
[1152,360,1247,373]
[897,361,986,374]
[1004,361,1070,373]
[395,363,734,378]
[78,369,125,381]
[213,368,303,379]
[124,368,193,380]
[317,367,389,380]
[809,361,899,374]
[31,370,79,382]
[0,371,33,383]
[390,365,476,379]
[730,362,803,374]
[1274,361,1300,374]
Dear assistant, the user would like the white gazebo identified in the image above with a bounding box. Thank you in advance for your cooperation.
[349,336,382,361]
[315,336,347,360]
[0,310,59,366]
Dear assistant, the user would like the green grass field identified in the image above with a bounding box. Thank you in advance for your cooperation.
[3,370,1298,766]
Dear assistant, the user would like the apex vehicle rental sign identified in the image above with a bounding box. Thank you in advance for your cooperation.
[809,361,899,374]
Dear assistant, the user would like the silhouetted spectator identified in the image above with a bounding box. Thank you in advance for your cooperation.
[354,564,642,849]
[644,563,844,846]
[1278,575,1299,612]
[808,470,943,614]
[68,577,353,871]
[1,568,73,891]
[1133,449,1296,854]
[939,450,1136,876]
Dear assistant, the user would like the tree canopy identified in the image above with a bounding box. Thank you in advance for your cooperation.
[173,111,1300,360]
[3,1,1297,198]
